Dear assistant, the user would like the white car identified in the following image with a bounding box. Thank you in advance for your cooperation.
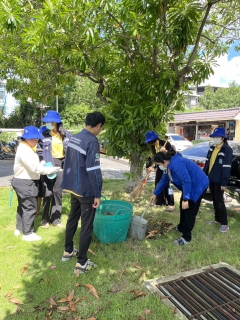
[165,133,193,152]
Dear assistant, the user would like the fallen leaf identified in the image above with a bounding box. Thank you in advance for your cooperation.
[74,297,81,304]
[8,298,24,305]
[58,297,69,303]
[5,292,13,297]
[51,266,56,270]
[74,317,82,320]
[20,265,28,276]
[75,269,80,278]
[70,300,77,312]
[93,243,99,249]
[120,270,126,278]
[132,291,147,299]
[6,246,14,249]
[87,318,96,320]
[133,263,142,270]
[49,297,57,307]
[143,309,151,315]
[88,248,96,256]
[12,285,22,290]
[172,307,177,314]
[75,283,80,287]
[83,284,100,299]
[67,290,75,301]
[57,306,71,311]
[141,272,146,282]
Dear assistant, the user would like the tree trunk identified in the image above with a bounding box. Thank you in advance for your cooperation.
[125,152,144,193]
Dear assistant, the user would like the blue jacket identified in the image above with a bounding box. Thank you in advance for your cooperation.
[154,153,209,202]
[203,143,232,186]
[37,129,71,166]
[61,129,102,198]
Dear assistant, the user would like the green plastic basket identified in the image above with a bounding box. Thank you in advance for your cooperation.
[93,199,133,243]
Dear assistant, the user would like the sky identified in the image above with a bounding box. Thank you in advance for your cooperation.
[202,40,240,87]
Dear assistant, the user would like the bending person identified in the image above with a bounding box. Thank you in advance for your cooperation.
[150,151,208,245]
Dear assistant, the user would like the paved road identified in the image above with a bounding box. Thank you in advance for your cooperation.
[0,155,135,187]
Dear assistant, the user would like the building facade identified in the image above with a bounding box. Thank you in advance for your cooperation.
[168,107,240,141]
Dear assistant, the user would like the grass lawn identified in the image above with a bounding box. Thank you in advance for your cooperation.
[1,180,240,320]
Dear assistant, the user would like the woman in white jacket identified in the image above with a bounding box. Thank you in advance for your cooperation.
[12,126,61,241]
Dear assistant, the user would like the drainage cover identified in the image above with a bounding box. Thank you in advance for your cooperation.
[156,266,240,319]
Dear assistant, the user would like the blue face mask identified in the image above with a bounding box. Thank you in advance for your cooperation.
[159,165,166,171]
[46,123,54,130]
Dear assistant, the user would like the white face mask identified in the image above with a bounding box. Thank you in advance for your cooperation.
[46,123,54,130]
[159,165,166,171]
[213,137,223,145]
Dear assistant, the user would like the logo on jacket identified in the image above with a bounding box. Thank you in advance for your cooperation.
[219,158,223,164]
[95,153,100,159]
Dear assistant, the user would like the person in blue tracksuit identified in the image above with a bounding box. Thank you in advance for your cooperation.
[203,127,233,233]
[150,151,209,245]
[61,111,105,274]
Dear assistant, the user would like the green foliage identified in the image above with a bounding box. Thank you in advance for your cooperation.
[61,103,91,130]
[1,102,41,128]
[200,82,240,110]
[0,131,17,142]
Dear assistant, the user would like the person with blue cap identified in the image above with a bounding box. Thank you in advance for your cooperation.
[203,127,232,233]
[145,131,176,211]
[12,126,61,241]
[37,110,71,228]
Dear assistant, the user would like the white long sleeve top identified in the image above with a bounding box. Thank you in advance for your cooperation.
[14,142,45,180]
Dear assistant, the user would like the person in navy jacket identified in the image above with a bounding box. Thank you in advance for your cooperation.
[203,127,233,233]
[61,111,105,274]
[37,111,71,228]
[150,151,209,245]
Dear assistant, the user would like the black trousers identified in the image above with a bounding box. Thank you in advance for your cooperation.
[12,177,39,235]
[155,168,174,206]
[64,194,96,265]
[41,158,63,225]
[209,181,228,225]
[177,189,206,242]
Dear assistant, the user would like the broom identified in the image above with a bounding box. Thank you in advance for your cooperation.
[130,137,170,199]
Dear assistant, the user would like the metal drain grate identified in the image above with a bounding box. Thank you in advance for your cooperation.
[156,267,240,319]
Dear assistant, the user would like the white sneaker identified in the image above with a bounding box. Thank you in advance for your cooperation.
[22,233,42,242]
[14,229,21,236]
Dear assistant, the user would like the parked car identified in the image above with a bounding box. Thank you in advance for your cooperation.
[165,133,193,152]
[180,141,240,186]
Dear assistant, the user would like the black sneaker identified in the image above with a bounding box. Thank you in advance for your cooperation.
[73,260,97,274]
[61,247,78,262]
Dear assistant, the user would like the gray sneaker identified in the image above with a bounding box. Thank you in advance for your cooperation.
[219,225,229,233]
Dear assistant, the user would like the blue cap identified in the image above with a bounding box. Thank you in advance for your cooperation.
[41,110,62,123]
[22,126,42,140]
[145,131,159,143]
[210,127,227,139]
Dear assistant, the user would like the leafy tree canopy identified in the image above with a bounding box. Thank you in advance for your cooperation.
[0,0,239,188]
[200,81,240,110]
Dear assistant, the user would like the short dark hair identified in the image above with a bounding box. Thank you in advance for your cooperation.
[85,111,105,127]
[154,151,173,163]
